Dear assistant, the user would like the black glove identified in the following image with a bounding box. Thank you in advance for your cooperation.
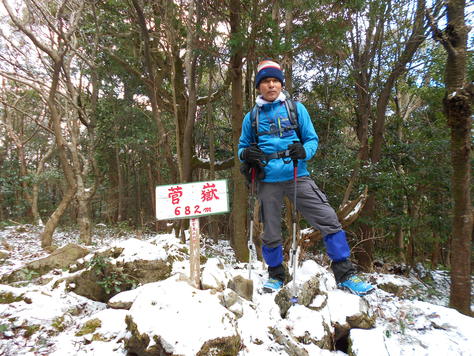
[288,142,306,160]
[240,162,265,185]
[240,145,266,166]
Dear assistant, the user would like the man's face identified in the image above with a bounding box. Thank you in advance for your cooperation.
[258,77,282,102]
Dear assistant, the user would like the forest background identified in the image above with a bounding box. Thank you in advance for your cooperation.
[0,0,472,314]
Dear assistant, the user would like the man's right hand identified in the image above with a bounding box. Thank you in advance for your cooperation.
[240,145,266,166]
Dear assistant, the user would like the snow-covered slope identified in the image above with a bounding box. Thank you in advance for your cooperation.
[0,224,472,355]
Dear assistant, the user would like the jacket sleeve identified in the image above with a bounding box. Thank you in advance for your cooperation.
[296,102,318,160]
[237,111,253,162]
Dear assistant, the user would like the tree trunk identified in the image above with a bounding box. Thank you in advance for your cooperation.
[229,0,247,262]
[408,200,421,269]
[207,72,218,240]
[44,60,77,247]
[283,4,294,93]
[77,196,92,244]
[353,0,426,270]
[447,85,472,309]
[41,185,76,248]
[2,1,90,246]
[134,164,142,227]
[356,196,375,271]
[396,227,405,263]
[3,105,34,221]
[182,0,198,183]
[31,182,42,226]
[431,232,440,268]
[116,147,124,222]
[31,145,55,227]
[0,138,5,221]
[346,9,378,268]
[130,0,178,182]
[428,0,472,315]
[17,140,34,220]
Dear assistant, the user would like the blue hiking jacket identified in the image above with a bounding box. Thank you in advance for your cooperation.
[238,96,319,182]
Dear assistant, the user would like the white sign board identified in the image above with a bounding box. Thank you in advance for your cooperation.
[155,179,229,220]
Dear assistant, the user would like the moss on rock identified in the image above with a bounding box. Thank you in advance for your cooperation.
[125,315,240,356]
[196,335,241,356]
[0,292,24,304]
[0,291,31,304]
[76,319,102,336]
[23,324,41,338]
[122,259,171,285]
[124,315,171,356]
[52,316,66,332]
[1,244,89,284]
[346,313,376,329]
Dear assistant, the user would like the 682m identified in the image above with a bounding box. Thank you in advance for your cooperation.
[174,205,202,216]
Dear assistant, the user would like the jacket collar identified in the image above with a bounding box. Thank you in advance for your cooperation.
[256,92,287,107]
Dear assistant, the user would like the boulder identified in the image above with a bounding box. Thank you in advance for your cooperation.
[283,305,333,349]
[274,259,333,318]
[107,288,141,310]
[0,249,9,260]
[2,244,89,283]
[268,326,310,356]
[201,258,231,291]
[326,290,371,326]
[349,299,474,356]
[326,289,375,352]
[122,259,172,284]
[271,260,376,353]
[124,276,240,356]
[227,275,253,301]
[219,289,244,318]
[275,276,322,318]
[75,309,128,342]
[349,328,389,356]
[0,285,31,304]
[66,269,110,302]
[62,240,173,302]
[66,258,171,303]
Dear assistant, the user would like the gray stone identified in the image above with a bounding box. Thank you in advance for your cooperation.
[219,289,243,318]
[2,244,89,283]
[227,275,253,301]
[275,276,323,318]
[124,278,240,356]
[0,249,9,260]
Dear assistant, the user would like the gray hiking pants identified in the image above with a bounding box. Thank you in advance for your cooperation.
[258,176,341,248]
[258,176,355,283]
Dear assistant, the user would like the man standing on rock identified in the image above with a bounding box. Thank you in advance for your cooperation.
[238,59,374,296]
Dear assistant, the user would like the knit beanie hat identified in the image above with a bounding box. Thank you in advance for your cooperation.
[255,60,284,88]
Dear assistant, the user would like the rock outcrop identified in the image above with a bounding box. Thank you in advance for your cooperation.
[124,276,240,356]
[2,244,89,283]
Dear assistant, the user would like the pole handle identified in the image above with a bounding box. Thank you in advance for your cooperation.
[292,140,299,169]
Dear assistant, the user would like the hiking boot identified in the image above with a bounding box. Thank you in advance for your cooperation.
[282,262,292,284]
[262,278,284,293]
[338,275,375,296]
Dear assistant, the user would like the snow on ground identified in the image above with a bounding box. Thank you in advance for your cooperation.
[0,224,473,356]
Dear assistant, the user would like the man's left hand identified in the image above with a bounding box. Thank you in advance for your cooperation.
[288,142,306,160]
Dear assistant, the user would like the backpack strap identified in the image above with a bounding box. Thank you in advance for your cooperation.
[250,98,301,144]
[250,105,260,144]
[284,99,301,142]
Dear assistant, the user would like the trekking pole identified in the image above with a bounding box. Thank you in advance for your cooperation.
[247,168,258,281]
[290,146,299,304]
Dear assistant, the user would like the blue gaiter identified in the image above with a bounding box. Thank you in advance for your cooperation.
[262,244,283,267]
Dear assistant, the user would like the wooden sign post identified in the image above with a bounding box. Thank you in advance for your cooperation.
[189,218,200,288]
[155,180,229,289]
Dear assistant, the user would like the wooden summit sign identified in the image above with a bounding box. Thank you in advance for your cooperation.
[155,180,229,288]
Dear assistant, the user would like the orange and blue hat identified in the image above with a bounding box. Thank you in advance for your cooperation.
[255,60,284,88]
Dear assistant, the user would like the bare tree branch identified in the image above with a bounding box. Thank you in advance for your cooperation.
[425,7,457,57]
[2,0,60,61]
